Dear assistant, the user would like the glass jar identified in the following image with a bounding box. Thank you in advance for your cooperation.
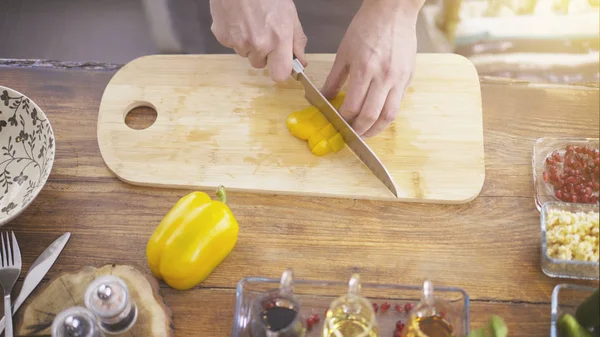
[51,306,104,337]
[84,275,138,334]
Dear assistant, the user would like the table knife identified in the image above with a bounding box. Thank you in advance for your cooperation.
[290,56,399,197]
[0,232,71,333]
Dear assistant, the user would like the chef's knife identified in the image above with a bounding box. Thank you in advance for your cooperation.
[290,56,399,197]
[0,232,71,333]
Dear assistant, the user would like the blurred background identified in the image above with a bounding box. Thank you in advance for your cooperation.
[0,0,598,85]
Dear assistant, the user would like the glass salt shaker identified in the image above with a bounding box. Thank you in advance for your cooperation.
[51,306,104,337]
[249,268,306,337]
[322,273,379,337]
[404,280,458,337]
[84,275,138,335]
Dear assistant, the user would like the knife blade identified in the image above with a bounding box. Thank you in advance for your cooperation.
[0,232,71,333]
[290,57,399,197]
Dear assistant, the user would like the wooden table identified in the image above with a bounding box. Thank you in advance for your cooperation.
[0,60,599,336]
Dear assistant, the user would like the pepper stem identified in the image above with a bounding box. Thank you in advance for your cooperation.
[216,185,227,204]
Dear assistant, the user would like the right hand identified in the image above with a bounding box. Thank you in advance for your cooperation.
[209,0,308,82]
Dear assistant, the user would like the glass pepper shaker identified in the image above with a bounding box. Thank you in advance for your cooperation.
[249,268,306,337]
[51,306,104,337]
[403,280,457,337]
[84,275,138,335]
[322,273,379,337]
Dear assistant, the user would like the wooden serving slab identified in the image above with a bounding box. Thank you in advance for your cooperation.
[16,264,173,337]
[97,54,485,203]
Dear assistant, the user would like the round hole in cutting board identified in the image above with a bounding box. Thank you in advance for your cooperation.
[125,106,157,130]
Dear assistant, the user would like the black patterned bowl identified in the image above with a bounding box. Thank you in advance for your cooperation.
[0,86,55,226]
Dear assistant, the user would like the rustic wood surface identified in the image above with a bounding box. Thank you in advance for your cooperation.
[16,264,173,336]
[0,63,599,336]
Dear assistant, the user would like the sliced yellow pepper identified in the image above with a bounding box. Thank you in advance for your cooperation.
[146,186,239,290]
[286,92,347,156]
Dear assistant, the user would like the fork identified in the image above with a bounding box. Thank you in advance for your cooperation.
[0,232,21,337]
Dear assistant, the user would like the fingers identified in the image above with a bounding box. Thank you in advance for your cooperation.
[351,81,389,136]
[293,15,308,67]
[338,67,371,122]
[266,35,294,82]
[321,55,348,100]
[363,85,402,138]
[248,51,268,69]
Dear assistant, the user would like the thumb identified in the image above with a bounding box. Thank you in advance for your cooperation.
[293,15,308,67]
[321,54,348,100]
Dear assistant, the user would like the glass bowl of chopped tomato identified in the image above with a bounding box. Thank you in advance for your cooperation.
[540,201,599,280]
[533,137,600,212]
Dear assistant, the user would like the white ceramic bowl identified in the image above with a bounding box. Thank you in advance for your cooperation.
[0,86,55,226]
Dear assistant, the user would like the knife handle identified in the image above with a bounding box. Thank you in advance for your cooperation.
[291,54,304,80]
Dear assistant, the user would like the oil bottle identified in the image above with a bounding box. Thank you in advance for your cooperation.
[249,268,306,337]
[403,280,456,337]
[322,273,379,337]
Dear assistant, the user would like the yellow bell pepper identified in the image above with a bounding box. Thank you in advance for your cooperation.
[146,186,239,290]
[286,92,347,156]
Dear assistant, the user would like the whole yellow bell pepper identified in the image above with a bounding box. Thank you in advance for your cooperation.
[286,92,346,156]
[146,186,239,290]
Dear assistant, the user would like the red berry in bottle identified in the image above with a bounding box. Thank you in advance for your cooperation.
[594,182,600,191]
[591,195,598,204]
[566,145,575,153]
[395,304,404,313]
[555,190,563,199]
[581,194,590,203]
[566,177,577,184]
[311,314,320,324]
[553,151,562,162]
[306,319,313,330]
[546,157,555,165]
[543,172,549,182]
[372,303,378,313]
[396,320,404,330]
[380,302,391,312]
[394,330,403,337]
[575,146,583,153]
[404,303,414,312]
[572,195,578,203]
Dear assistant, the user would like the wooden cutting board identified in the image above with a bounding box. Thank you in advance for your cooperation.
[97,54,484,203]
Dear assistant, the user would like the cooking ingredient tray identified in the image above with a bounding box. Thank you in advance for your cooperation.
[232,276,470,337]
[550,284,598,337]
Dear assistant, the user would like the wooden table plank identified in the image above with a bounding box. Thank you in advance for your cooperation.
[0,65,598,336]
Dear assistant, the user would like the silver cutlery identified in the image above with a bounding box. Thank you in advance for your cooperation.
[0,232,21,337]
[0,232,71,334]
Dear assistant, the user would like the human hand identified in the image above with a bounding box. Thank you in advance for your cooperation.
[209,0,308,82]
[321,0,424,138]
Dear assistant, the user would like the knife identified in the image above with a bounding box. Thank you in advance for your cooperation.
[290,56,399,197]
[0,232,71,333]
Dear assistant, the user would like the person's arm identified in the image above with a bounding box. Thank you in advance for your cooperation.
[321,0,426,138]
[209,0,308,82]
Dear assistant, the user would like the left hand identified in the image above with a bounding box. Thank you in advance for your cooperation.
[321,0,423,138]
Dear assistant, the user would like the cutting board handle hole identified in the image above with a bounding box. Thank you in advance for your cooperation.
[125,104,157,130]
